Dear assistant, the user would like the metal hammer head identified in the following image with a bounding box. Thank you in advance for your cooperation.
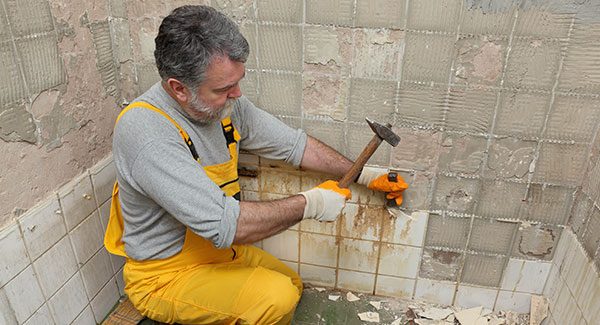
[366,117,401,147]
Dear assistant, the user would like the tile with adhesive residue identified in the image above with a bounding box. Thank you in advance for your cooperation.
[339,239,379,273]
[444,86,497,133]
[262,230,299,262]
[299,264,336,287]
[431,175,480,214]
[340,204,384,241]
[300,233,338,267]
[304,26,353,75]
[258,24,302,71]
[303,119,346,156]
[260,169,300,195]
[532,143,587,187]
[468,218,517,255]
[15,34,66,95]
[501,259,551,294]
[453,36,507,87]
[382,210,429,246]
[378,244,421,278]
[424,214,470,249]
[258,72,302,116]
[558,41,600,94]
[396,173,432,210]
[438,134,487,175]
[514,8,572,39]
[375,275,415,298]
[305,0,354,26]
[419,248,462,282]
[459,5,515,36]
[504,38,562,91]
[484,138,536,181]
[511,224,561,261]
[494,89,550,138]
[348,182,386,206]
[396,82,447,129]
[461,253,506,287]
[256,0,302,23]
[239,69,258,102]
[355,0,406,29]
[353,29,403,80]
[582,208,600,259]
[583,154,600,203]
[402,32,455,83]
[211,0,255,22]
[4,0,54,36]
[475,180,526,219]
[520,184,574,225]
[407,0,461,32]
[0,41,27,104]
[337,270,376,294]
[391,128,441,172]
[303,74,348,121]
[349,78,397,123]
[545,94,600,142]
[19,196,65,261]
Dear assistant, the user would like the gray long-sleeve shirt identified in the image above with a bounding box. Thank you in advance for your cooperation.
[112,82,307,260]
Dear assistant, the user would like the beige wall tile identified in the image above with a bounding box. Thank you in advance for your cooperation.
[375,275,414,298]
[300,233,338,267]
[337,270,375,293]
[262,230,299,262]
[378,244,421,278]
[339,239,379,273]
[299,264,336,287]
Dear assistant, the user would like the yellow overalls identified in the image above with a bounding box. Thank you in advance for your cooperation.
[105,102,302,324]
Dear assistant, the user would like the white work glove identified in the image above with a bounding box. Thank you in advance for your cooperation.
[299,180,352,222]
[357,167,408,205]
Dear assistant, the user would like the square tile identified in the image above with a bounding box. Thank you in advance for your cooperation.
[4,0,53,36]
[353,29,403,80]
[431,175,480,214]
[340,204,384,241]
[414,278,456,306]
[375,275,415,298]
[98,199,111,231]
[337,270,375,293]
[546,94,600,143]
[89,156,116,206]
[382,211,428,246]
[14,33,66,95]
[402,32,455,83]
[72,306,95,325]
[438,134,487,175]
[0,42,27,104]
[19,197,66,261]
[48,274,88,325]
[258,24,302,71]
[504,39,561,91]
[300,233,338,267]
[394,173,432,210]
[4,266,45,323]
[495,290,531,313]
[454,35,507,85]
[511,224,561,261]
[0,288,15,324]
[582,208,600,259]
[260,169,301,195]
[33,236,78,297]
[58,173,97,231]
[303,74,348,121]
[424,214,470,250]
[570,192,593,242]
[81,249,113,298]
[455,285,498,310]
[391,128,441,172]
[552,229,571,270]
[558,41,600,94]
[355,0,406,29]
[256,0,302,23]
[306,0,354,26]
[445,86,498,133]
[514,10,572,39]
[90,280,119,323]
[378,244,421,278]
[302,119,346,156]
[396,82,447,129]
[304,26,353,75]
[0,223,30,286]
[299,264,336,287]
[22,303,53,325]
[494,89,550,139]
[299,218,337,236]
[339,239,379,273]
[476,179,526,220]
[501,259,551,294]
[407,0,460,32]
[70,211,104,265]
[262,230,299,262]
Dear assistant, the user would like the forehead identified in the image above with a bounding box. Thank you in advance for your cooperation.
[204,56,244,86]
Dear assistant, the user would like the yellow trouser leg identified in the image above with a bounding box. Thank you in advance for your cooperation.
[125,245,302,325]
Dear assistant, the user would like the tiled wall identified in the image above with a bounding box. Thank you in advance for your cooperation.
[0,156,123,324]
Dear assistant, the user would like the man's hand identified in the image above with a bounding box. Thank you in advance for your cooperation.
[300,180,352,222]
[357,167,408,205]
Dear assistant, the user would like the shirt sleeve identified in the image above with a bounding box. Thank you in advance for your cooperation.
[234,96,307,167]
[129,137,240,249]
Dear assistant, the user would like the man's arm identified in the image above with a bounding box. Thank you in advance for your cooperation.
[232,136,353,245]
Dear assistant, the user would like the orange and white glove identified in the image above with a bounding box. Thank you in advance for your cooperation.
[299,180,352,222]
[357,167,408,205]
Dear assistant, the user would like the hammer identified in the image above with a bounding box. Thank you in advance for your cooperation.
[338,117,401,188]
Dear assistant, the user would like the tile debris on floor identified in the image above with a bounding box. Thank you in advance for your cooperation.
[292,285,535,325]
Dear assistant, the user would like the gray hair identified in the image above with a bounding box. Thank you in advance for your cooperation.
[154,5,249,89]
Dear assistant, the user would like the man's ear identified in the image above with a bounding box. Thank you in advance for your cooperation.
[165,78,190,104]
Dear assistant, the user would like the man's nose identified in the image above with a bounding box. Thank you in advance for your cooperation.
[228,84,242,98]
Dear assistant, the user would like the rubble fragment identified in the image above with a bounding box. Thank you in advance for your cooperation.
[358,311,380,323]
[529,295,548,325]
[369,301,382,310]
[328,295,340,301]
[346,291,360,302]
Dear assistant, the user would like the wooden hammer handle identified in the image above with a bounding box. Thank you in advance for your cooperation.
[338,135,383,188]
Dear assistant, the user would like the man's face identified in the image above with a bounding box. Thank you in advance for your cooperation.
[183,56,245,123]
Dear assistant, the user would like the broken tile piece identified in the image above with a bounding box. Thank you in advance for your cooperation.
[315,287,326,292]
[529,295,548,325]
[455,306,482,325]
[358,311,380,323]
[369,301,381,310]
[418,307,454,320]
[328,295,340,301]
[347,291,360,302]
[391,318,402,325]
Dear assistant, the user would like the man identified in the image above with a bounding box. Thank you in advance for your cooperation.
[105,5,407,325]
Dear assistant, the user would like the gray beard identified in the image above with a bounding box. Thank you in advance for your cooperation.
[188,94,237,123]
